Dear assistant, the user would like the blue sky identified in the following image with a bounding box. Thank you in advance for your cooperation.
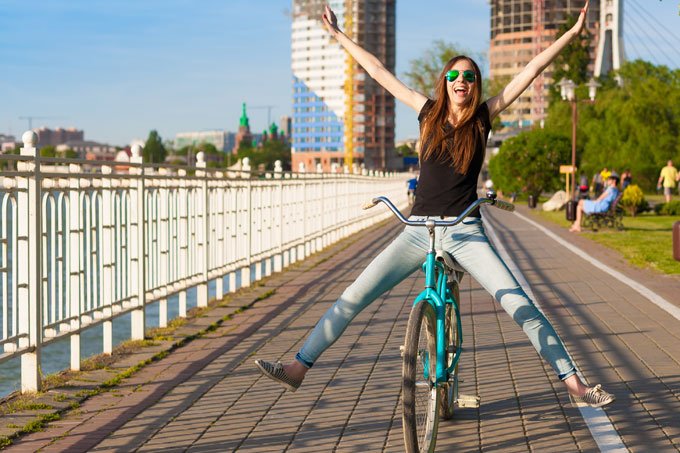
[0,0,678,147]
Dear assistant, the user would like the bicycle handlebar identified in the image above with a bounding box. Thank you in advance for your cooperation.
[362,190,515,227]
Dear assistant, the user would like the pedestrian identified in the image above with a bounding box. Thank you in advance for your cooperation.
[255,1,613,408]
[591,171,604,196]
[569,173,620,232]
[406,173,418,205]
[600,167,611,182]
[579,173,589,199]
[621,169,632,190]
[657,160,678,203]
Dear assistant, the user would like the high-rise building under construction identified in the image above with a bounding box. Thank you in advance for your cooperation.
[489,0,601,128]
[291,0,396,171]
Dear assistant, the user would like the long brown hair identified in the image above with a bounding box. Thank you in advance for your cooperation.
[419,56,484,174]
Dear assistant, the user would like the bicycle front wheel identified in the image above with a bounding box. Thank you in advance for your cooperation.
[402,300,439,453]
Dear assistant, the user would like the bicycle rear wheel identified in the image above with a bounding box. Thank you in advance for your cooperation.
[439,281,461,420]
[402,300,439,453]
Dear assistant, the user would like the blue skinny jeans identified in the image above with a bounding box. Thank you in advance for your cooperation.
[296,216,577,381]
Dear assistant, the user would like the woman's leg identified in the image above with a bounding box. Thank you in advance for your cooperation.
[570,200,584,232]
[443,219,579,385]
[285,224,428,380]
[445,218,615,405]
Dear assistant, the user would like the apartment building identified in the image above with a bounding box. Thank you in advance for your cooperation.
[489,0,601,128]
[291,0,396,171]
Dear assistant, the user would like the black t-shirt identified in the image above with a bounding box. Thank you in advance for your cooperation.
[411,100,492,218]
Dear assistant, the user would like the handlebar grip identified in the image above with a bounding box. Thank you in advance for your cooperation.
[494,200,515,212]
[362,198,379,210]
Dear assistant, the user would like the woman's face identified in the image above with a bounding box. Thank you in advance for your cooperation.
[446,59,476,108]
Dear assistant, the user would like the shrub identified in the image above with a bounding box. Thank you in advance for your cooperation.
[655,200,680,216]
[619,184,647,217]
[488,129,571,199]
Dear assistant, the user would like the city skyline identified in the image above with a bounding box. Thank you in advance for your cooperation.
[1,0,678,148]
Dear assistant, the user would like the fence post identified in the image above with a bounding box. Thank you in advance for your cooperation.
[68,162,82,370]
[177,169,188,316]
[331,164,340,244]
[196,152,209,306]
[17,131,42,392]
[214,173,225,299]
[101,165,114,353]
[274,160,283,273]
[129,145,146,340]
[239,158,252,288]
[298,163,307,261]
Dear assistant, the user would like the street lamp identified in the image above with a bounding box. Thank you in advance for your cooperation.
[558,77,599,220]
[586,78,600,101]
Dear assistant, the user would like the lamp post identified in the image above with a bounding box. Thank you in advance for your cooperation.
[558,77,599,220]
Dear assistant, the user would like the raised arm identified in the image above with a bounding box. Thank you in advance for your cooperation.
[485,1,590,122]
[322,5,427,113]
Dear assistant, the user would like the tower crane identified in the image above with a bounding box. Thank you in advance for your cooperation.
[532,0,545,124]
[344,0,354,167]
[18,116,63,131]
[250,105,277,127]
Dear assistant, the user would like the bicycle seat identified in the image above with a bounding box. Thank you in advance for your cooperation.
[435,250,465,275]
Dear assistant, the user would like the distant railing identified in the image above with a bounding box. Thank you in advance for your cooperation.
[0,131,408,393]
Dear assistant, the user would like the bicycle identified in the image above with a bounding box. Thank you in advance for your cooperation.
[363,190,514,453]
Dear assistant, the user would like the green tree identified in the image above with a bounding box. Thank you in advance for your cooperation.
[40,145,56,158]
[396,143,416,157]
[488,128,571,198]
[236,140,291,171]
[143,130,167,163]
[175,145,190,157]
[57,148,79,159]
[544,60,680,189]
[196,142,223,168]
[403,40,486,98]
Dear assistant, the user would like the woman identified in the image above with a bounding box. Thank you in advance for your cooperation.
[256,1,614,407]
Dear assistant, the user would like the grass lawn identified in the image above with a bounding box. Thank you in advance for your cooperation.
[531,209,680,275]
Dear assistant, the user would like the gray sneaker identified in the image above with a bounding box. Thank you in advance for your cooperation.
[572,384,615,408]
[254,360,302,392]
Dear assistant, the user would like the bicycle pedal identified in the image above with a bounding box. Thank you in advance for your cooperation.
[457,394,481,408]
[415,380,431,389]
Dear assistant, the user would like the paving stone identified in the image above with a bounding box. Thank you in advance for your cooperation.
[3,208,680,452]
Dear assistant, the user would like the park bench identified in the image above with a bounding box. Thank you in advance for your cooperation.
[581,193,624,231]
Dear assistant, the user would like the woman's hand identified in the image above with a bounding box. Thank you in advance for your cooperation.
[322,5,341,36]
[318,3,427,112]
[573,1,590,35]
[486,0,591,120]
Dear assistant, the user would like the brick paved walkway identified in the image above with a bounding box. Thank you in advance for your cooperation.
[6,206,680,452]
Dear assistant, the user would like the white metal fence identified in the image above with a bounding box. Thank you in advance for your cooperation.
[0,131,408,393]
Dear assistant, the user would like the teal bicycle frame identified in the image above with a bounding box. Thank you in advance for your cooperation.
[364,192,515,387]
[414,225,462,384]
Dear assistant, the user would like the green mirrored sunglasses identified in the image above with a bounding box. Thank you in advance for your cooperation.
[446,69,476,83]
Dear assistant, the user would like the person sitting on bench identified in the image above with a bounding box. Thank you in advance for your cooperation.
[569,172,620,232]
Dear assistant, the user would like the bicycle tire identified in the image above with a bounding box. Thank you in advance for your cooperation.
[403,300,439,453]
[439,281,461,420]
